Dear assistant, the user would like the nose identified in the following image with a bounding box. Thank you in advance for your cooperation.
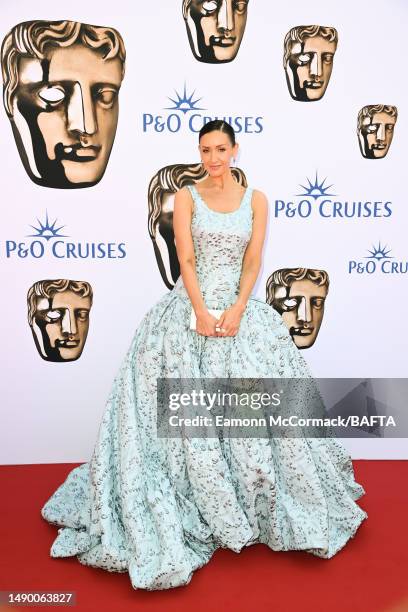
[61,309,77,336]
[309,53,322,77]
[217,0,235,31]
[297,297,312,324]
[376,123,386,142]
[67,82,97,136]
[209,149,219,162]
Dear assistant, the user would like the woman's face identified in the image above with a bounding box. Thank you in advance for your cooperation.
[198,130,237,176]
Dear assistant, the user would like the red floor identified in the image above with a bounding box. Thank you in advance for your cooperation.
[0,461,407,612]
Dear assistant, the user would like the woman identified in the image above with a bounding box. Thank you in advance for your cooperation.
[41,120,367,591]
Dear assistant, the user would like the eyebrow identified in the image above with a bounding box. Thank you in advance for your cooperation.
[46,80,120,88]
[91,82,121,89]
[286,294,324,298]
[369,121,393,125]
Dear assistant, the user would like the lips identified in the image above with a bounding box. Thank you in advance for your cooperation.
[291,327,314,336]
[56,339,80,348]
[304,81,322,89]
[210,35,236,47]
[56,143,101,162]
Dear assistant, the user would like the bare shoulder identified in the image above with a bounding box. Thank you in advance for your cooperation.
[251,188,268,204]
[175,185,191,199]
[174,185,194,214]
[250,188,268,212]
[174,185,193,204]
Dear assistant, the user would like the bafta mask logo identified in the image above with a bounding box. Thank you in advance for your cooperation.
[27,279,93,362]
[283,25,338,101]
[1,20,126,189]
[182,0,249,64]
[357,105,398,159]
[148,163,247,288]
[266,268,329,349]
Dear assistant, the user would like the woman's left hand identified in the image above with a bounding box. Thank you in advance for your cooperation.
[215,303,246,337]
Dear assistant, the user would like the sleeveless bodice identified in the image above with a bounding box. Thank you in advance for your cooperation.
[173,184,254,308]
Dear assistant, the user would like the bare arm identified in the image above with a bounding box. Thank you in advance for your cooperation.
[173,188,220,336]
[173,187,207,315]
[234,189,268,311]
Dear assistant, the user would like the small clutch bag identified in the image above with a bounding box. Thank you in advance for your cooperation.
[190,308,224,331]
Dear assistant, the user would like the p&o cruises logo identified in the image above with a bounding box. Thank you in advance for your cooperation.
[3,212,127,259]
[143,82,264,135]
[348,242,407,274]
[274,172,393,220]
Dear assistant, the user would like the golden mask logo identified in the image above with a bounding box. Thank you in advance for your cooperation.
[1,20,126,188]
[266,268,329,349]
[27,279,93,362]
[182,0,249,63]
[148,163,247,288]
[283,25,338,102]
[357,105,398,159]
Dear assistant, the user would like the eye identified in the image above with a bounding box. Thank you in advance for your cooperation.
[38,86,65,105]
[45,310,62,322]
[234,0,248,12]
[297,53,311,65]
[311,298,325,309]
[386,124,394,132]
[282,298,298,311]
[76,310,89,321]
[365,124,378,133]
[201,0,218,14]
[322,54,333,63]
[95,88,117,108]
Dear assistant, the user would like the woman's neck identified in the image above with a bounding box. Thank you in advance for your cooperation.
[203,171,237,191]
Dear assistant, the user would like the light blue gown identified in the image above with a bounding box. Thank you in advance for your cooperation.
[41,184,367,590]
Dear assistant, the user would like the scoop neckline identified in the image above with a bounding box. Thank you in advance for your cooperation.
[192,184,249,215]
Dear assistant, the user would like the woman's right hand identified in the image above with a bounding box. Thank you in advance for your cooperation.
[195,310,220,337]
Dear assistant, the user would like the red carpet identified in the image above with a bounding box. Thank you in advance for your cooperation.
[0,461,407,612]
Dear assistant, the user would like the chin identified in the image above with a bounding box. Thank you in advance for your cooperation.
[372,150,388,158]
[59,352,82,361]
[294,339,313,349]
[305,91,324,101]
[292,333,316,349]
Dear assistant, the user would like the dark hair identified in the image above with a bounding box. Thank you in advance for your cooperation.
[199,120,236,146]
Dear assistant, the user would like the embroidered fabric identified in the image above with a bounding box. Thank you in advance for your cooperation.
[41,183,367,591]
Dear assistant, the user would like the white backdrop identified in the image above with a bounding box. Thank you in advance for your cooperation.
[0,0,407,464]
